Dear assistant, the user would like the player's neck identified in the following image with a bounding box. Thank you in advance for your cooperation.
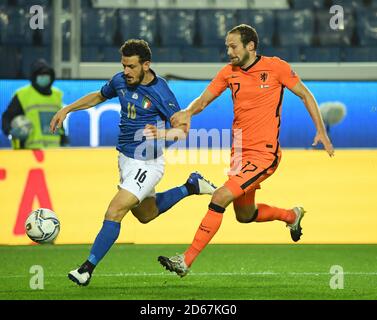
[241,53,258,70]
[141,70,155,85]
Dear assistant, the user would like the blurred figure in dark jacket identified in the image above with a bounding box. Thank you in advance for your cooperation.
[1,59,68,149]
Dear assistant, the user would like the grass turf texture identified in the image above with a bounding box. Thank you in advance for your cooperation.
[1,244,376,300]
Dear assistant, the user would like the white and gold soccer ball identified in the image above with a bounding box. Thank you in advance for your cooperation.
[25,208,60,244]
[10,115,33,140]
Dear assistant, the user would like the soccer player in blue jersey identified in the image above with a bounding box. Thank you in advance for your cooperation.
[50,39,216,286]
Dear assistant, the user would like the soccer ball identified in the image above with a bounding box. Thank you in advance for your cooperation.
[320,102,347,126]
[25,208,60,244]
[10,115,33,140]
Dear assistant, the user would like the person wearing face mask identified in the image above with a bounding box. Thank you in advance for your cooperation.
[1,59,68,149]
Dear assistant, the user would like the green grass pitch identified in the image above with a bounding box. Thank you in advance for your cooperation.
[1,244,376,300]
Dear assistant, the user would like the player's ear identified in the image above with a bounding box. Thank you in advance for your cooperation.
[142,61,151,71]
[247,41,255,52]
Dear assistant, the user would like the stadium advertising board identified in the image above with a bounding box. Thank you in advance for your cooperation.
[1,80,376,148]
[1,148,376,245]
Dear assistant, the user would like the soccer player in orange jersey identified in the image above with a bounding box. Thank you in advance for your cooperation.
[157,24,334,277]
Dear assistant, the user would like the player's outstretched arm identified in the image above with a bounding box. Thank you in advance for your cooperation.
[290,81,335,157]
[50,91,107,133]
[170,89,217,130]
[143,123,188,141]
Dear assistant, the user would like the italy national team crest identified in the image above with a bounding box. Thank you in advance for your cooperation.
[142,97,152,109]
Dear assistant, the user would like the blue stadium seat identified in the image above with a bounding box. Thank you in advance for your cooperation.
[291,0,327,9]
[197,10,236,47]
[343,47,377,61]
[0,6,6,44]
[316,9,355,46]
[33,8,52,46]
[159,10,196,47]
[151,47,182,62]
[62,0,92,10]
[181,47,222,62]
[236,10,275,47]
[16,0,50,7]
[20,46,51,78]
[0,47,19,78]
[301,47,341,62]
[2,7,34,45]
[261,46,301,62]
[81,8,117,46]
[80,0,93,8]
[81,46,102,62]
[118,9,157,46]
[276,10,314,46]
[356,9,377,46]
[330,0,365,9]
[103,47,122,62]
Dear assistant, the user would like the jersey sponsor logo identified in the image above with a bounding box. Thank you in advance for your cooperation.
[142,96,152,109]
[260,72,268,82]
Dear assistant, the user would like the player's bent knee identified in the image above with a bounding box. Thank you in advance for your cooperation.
[135,215,154,224]
[211,187,234,207]
[236,214,255,223]
[235,207,257,224]
[105,208,128,222]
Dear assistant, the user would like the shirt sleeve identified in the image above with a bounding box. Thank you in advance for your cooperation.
[1,95,24,135]
[156,86,181,122]
[100,77,117,99]
[207,66,229,97]
[275,58,300,89]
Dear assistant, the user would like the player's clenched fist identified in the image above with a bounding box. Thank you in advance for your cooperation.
[170,110,191,130]
[50,108,68,133]
[143,124,158,139]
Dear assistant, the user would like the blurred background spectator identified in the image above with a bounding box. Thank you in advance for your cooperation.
[1,59,68,149]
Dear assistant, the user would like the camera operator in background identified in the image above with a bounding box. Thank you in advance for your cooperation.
[1,59,68,149]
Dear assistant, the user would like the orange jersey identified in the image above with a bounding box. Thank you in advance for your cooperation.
[207,55,300,162]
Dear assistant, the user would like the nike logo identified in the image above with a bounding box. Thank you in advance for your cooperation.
[137,182,142,190]
[226,75,239,79]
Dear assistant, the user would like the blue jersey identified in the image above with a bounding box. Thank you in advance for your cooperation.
[100,70,180,160]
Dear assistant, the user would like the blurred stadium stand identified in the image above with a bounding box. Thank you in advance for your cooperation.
[197,9,236,47]
[236,10,275,47]
[276,9,315,46]
[159,9,196,47]
[315,9,355,47]
[0,0,377,78]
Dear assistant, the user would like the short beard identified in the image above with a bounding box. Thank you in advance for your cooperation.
[129,69,145,86]
[235,52,250,67]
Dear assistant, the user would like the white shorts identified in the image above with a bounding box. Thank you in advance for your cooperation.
[117,153,165,202]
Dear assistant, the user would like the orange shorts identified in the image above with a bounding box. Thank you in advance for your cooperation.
[224,151,281,199]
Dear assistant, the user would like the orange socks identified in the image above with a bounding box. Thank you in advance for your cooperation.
[184,207,224,267]
[255,203,295,224]
[183,203,295,267]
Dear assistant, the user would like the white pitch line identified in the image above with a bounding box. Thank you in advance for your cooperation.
[2,272,377,279]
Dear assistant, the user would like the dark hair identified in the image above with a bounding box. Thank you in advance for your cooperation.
[228,24,259,50]
[119,39,152,63]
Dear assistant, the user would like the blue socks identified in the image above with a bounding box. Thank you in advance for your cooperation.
[87,220,120,266]
[83,184,193,270]
[156,185,189,214]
